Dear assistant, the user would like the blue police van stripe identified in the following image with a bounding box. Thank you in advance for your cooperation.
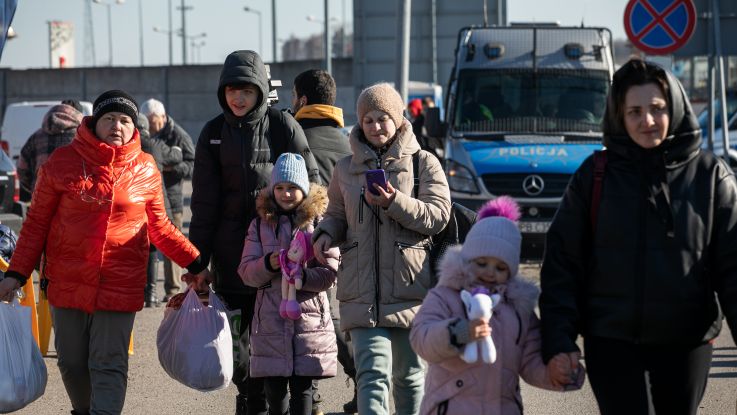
[462,141,602,175]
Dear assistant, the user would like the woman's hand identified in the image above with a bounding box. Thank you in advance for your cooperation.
[547,351,582,388]
[0,277,20,302]
[313,234,332,265]
[182,268,213,293]
[364,182,397,208]
[468,318,491,341]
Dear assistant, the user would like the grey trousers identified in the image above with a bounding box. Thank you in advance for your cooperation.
[51,306,136,415]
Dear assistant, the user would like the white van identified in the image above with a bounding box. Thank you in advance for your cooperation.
[0,101,93,163]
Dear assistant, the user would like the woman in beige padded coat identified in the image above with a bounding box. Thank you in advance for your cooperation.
[312,83,450,415]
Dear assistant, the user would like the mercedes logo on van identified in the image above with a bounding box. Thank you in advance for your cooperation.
[522,175,544,196]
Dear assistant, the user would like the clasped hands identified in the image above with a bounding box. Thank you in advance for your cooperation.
[181,268,214,293]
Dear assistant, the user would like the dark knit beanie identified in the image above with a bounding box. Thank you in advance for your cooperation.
[92,89,138,126]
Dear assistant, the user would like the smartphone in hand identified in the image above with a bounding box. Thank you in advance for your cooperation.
[365,169,387,195]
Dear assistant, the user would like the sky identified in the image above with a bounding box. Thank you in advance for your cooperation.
[0,0,628,70]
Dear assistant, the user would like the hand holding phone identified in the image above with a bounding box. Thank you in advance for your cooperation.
[365,169,387,195]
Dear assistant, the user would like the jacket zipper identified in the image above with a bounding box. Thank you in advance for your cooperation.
[633,177,647,342]
[373,155,383,326]
[395,242,431,284]
[359,187,365,224]
[373,204,381,326]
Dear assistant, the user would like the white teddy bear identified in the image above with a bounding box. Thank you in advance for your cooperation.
[460,287,501,364]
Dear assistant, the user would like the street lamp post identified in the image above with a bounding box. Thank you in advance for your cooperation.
[243,7,263,58]
[93,0,125,67]
[305,14,337,73]
[184,32,206,63]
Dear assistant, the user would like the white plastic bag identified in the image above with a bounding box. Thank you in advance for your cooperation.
[156,289,233,392]
[0,298,47,413]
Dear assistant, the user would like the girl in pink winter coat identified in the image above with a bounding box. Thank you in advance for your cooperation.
[237,153,338,415]
[409,197,584,415]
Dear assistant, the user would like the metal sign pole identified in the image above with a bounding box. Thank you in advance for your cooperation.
[712,0,730,154]
[707,5,715,151]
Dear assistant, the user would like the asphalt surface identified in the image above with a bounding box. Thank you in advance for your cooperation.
[13,181,737,414]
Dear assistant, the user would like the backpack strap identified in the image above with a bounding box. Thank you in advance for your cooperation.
[412,151,421,198]
[591,150,607,231]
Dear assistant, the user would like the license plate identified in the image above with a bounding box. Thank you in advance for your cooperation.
[519,221,550,234]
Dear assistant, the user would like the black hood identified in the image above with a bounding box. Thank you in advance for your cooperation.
[602,60,702,163]
[217,50,269,125]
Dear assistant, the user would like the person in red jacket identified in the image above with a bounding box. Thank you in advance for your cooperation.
[0,90,211,415]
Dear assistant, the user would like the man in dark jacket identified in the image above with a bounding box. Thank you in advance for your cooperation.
[292,69,354,414]
[17,102,83,201]
[140,98,195,302]
[291,69,351,185]
[189,50,319,415]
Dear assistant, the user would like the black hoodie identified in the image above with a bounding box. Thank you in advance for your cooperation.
[189,50,319,302]
[540,60,737,361]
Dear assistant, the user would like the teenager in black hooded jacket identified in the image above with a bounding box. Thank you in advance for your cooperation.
[189,50,319,415]
[540,59,737,415]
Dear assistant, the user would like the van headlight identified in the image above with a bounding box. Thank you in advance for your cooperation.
[445,160,480,194]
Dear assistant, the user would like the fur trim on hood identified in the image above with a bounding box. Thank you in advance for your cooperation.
[256,183,328,230]
[436,245,539,315]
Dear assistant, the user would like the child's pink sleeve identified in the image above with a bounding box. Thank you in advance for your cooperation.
[237,218,276,287]
[519,313,566,391]
[301,246,339,293]
[409,288,464,364]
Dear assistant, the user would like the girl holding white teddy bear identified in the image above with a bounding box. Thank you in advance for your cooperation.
[409,197,584,415]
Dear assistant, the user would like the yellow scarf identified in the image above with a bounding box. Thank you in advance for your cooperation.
[294,104,344,128]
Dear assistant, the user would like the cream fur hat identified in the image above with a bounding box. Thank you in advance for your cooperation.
[356,83,405,129]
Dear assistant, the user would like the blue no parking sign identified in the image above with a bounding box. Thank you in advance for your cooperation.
[624,0,697,55]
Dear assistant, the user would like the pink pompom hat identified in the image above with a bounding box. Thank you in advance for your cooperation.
[461,196,522,276]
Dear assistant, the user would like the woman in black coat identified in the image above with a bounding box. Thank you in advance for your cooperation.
[540,59,737,415]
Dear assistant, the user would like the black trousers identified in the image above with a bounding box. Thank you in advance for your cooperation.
[584,336,713,415]
[263,376,313,415]
[223,291,267,415]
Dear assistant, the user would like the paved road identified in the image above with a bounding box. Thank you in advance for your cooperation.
[14,182,737,414]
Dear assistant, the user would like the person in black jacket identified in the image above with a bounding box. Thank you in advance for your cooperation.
[137,113,180,308]
[540,59,737,415]
[188,50,319,415]
[140,98,195,302]
[291,69,354,414]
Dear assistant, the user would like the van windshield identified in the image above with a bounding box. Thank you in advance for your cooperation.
[453,69,609,134]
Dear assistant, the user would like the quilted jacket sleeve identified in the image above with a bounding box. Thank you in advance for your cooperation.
[314,160,348,245]
[539,158,593,362]
[300,247,339,293]
[385,150,451,236]
[410,288,464,364]
[189,119,223,264]
[712,161,737,346]
[238,218,278,288]
[7,161,62,280]
[283,112,320,185]
[146,166,200,268]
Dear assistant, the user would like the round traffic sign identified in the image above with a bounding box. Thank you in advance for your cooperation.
[624,0,697,55]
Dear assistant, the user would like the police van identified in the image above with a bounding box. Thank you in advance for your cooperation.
[425,24,615,257]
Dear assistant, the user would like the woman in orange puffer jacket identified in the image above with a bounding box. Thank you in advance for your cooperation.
[0,90,211,415]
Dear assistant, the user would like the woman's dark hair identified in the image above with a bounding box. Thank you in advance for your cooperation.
[293,69,336,106]
[606,59,671,130]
